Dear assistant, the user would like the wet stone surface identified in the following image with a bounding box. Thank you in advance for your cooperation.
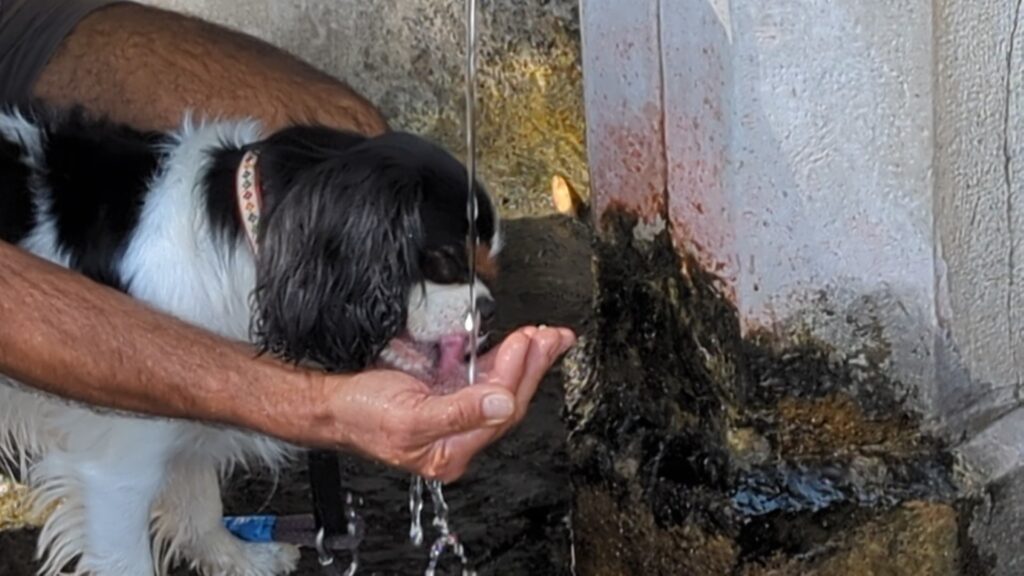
[563,210,978,576]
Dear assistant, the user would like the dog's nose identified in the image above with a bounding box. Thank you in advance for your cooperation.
[476,296,497,327]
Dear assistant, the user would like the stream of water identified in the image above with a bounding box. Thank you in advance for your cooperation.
[408,476,478,576]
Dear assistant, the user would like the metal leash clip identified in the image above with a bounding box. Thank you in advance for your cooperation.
[311,492,362,576]
[223,494,364,576]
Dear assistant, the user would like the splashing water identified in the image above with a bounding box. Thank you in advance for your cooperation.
[409,475,425,547]
[409,475,477,576]
[425,479,476,576]
[343,492,361,576]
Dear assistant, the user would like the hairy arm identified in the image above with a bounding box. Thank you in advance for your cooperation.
[5,2,385,436]
[1,3,575,480]
[33,3,389,135]
[0,235,573,479]
[0,240,322,440]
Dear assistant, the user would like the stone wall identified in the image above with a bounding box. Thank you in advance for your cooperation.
[137,0,588,218]
[572,0,1024,574]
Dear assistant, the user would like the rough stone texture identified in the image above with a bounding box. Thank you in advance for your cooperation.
[138,0,588,219]
[934,0,1024,436]
[968,465,1024,576]
[575,0,1024,573]
[935,0,1021,411]
[737,502,961,576]
[727,1,939,430]
[564,212,967,575]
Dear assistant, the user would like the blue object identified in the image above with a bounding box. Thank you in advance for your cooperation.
[222,515,277,543]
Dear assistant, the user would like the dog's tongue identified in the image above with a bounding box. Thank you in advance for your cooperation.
[434,334,470,393]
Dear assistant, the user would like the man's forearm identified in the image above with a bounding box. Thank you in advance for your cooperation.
[2,2,387,439]
[0,240,325,439]
[33,3,388,135]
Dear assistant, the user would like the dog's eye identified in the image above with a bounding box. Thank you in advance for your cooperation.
[421,247,469,284]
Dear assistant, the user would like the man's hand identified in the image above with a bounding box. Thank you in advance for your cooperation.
[310,326,576,482]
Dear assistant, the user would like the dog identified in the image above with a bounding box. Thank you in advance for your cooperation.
[0,104,501,576]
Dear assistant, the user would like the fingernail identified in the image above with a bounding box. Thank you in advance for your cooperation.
[483,394,514,422]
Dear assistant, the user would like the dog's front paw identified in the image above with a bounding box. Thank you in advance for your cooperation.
[195,541,299,576]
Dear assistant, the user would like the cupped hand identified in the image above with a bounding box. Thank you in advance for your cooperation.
[315,326,575,482]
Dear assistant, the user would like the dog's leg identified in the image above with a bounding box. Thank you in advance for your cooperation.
[153,457,299,576]
[35,420,177,576]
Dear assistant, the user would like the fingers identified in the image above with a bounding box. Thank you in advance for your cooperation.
[502,326,575,391]
[476,328,531,374]
[521,328,574,391]
[478,325,575,376]
[411,325,578,482]
[430,327,579,479]
[408,382,519,442]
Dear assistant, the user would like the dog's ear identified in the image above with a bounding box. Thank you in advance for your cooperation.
[252,157,422,371]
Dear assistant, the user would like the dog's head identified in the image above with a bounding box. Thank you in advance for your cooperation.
[245,126,500,390]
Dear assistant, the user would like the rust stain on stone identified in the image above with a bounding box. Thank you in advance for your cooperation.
[573,488,737,576]
[592,105,668,231]
[774,394,921,458]
[738,502,959,576]
[566,209,969,576]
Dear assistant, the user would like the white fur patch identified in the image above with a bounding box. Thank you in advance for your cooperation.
[0,113,297,576]
[0,110,44,168]
[120,114,264,337]
[406,280,493,342]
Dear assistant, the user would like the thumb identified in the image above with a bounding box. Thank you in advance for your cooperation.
[413,384,517,439]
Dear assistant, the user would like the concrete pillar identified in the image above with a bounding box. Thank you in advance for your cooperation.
[570,0,1024,573]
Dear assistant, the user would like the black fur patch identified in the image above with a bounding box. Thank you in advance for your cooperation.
[0,137,33,244]
[202,125,370,250]
[250,129,498,371]
[203,147,247,248]
[41,111,163,291]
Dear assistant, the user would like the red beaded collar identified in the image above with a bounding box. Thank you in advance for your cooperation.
[235,149,262,253]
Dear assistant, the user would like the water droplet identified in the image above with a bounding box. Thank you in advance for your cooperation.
[409,475,425,547]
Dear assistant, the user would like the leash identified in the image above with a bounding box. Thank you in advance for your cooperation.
[222,504,363,575]
[308,450,352,570]
[234,150,359,572]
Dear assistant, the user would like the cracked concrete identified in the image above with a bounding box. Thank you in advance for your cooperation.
[935,0,1024,433]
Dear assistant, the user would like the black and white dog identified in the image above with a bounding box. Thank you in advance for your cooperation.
[0,105,501,576]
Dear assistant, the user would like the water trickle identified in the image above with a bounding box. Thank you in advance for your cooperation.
[463,0,480,385]
[409,476,477,575]
[409,474,425,547]
[428,479,477,576]
[316,492,363,576]
[342,492,361,576]
[412,0,482,573]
